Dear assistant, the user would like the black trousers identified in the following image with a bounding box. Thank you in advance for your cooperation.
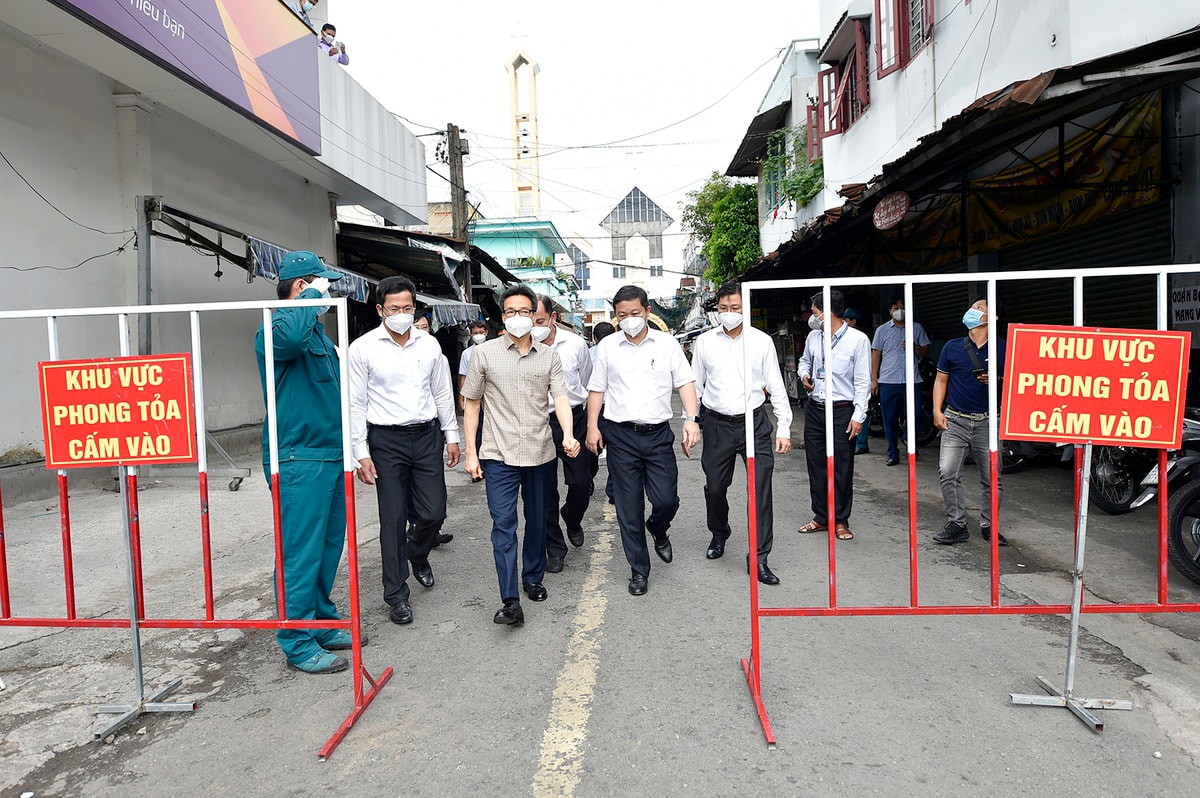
[368,424,446,606]
[803,401,856,525]
[702,408,775,561]
[604,421,679,578]
[546,404,599,557]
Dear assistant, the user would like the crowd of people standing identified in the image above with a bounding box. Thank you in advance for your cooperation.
[255,251,1003,674]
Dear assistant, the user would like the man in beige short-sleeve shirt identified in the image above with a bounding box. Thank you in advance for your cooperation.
[462,285,580,627]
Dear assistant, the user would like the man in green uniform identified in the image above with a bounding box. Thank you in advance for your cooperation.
[255,250,363,674]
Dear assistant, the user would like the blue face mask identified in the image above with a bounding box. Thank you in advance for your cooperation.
[962,308,985,329]
[302,1,315,12]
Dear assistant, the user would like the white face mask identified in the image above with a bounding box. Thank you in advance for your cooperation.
[505,315,534,338]
[471,332,487,345]
[892,309,905,322]
[619,316,646,337]
[718,312,743,331]
[323,33,335,45]
[384,313,413,335]
[808,313,824,331]
[530,325,552,343]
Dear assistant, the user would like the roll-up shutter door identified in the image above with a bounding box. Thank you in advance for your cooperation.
[997,202,1171,329]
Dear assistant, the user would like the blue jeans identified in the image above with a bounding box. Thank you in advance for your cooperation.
[481,459,554,602]
[938,411,1002,528]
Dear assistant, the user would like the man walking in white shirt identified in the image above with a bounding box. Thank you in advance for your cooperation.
[586,285,701,596]
[349,276,461,626]
[691,282,792,585]
[531,295,597,572]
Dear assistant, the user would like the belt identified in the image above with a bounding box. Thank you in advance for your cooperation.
[707,407,765,424]
[369,419,438,433]
[615,420,669,434]
[811,401,855,409]
[945,407,988,421]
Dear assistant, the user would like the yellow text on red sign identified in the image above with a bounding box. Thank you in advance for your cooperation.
[1001,325,1190,449]
[38,354,198,468]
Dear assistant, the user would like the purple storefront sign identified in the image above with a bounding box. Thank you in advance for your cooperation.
[50,0,321,154]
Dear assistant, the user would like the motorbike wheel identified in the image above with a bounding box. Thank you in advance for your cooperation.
[1088,446,1137,515]
[867,398,884,438]
[1000,441,1026,474]
[1166,479,1200,586]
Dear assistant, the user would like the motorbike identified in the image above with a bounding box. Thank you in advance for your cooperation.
[1125,415,1200,586]
[867,357,938,448]
[998,439,1073,474]
[1088,445,1160,515]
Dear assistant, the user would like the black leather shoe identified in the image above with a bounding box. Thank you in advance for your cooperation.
[545,555,564,573]
[886,456,900,466]
[567,527,585,547]
[432,532,454,548]
[493,602,524,626]
[933,522,969,545]
[757,563,780,585]
[389,601,413,625]
[706,536,726,560]
[981,526,1008,547]
[628,573,648,596]
[653,535,673,563]
[412,562,435,588]
[523,582,548,602]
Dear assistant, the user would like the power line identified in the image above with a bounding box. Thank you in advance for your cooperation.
[0,235,136,272]
[0,147,134,236]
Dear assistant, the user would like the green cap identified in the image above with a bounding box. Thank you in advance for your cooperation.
[277,250,342,282]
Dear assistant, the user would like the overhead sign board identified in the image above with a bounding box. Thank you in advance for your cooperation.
[49,0,321,154]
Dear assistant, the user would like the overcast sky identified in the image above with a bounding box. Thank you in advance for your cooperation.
[329,0,822,270]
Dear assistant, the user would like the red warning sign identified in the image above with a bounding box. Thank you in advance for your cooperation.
[39,354,198,468]
[1001,325,1190,449]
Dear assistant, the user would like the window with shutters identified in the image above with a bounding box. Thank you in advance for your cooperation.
[806,104,822,162]
[819,20,871,137]
[876,0,934,78]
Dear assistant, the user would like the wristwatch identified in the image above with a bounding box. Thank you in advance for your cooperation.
[683,414,701,423]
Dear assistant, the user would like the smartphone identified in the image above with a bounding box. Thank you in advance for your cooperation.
[972,368,986,378]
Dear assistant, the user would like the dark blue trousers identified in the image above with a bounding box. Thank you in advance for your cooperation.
[880,381,922,459]
[604,421,679,578]
[481,458,554,602]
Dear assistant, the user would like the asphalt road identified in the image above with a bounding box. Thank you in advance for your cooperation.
[2,411,1200,797]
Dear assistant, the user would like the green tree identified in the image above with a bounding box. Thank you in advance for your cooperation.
[682,173,760,284]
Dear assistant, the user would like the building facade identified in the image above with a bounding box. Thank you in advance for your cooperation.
[0,0,428,456]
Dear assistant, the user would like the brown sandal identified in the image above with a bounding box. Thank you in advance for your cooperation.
[835,524,854,540]
[797,520,824,533]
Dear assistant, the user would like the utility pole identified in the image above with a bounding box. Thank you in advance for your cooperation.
[447,123,472,302]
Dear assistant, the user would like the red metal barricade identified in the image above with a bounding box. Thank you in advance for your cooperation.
[0,298,392,760]
[739,267,1200,745]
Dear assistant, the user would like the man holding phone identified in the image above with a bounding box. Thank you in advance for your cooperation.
[932,297,1006,546]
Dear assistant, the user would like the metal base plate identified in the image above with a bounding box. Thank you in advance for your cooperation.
[93,677,196,740]
[1010,675,1132,732]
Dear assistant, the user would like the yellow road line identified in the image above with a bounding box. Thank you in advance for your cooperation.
[531,506,616,797]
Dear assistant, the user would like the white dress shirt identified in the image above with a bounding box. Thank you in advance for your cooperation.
[588,327,695,424]
[798,323,871,424]
[692,325,792,438]
[348,326,460,460]
[548,327,593,408]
